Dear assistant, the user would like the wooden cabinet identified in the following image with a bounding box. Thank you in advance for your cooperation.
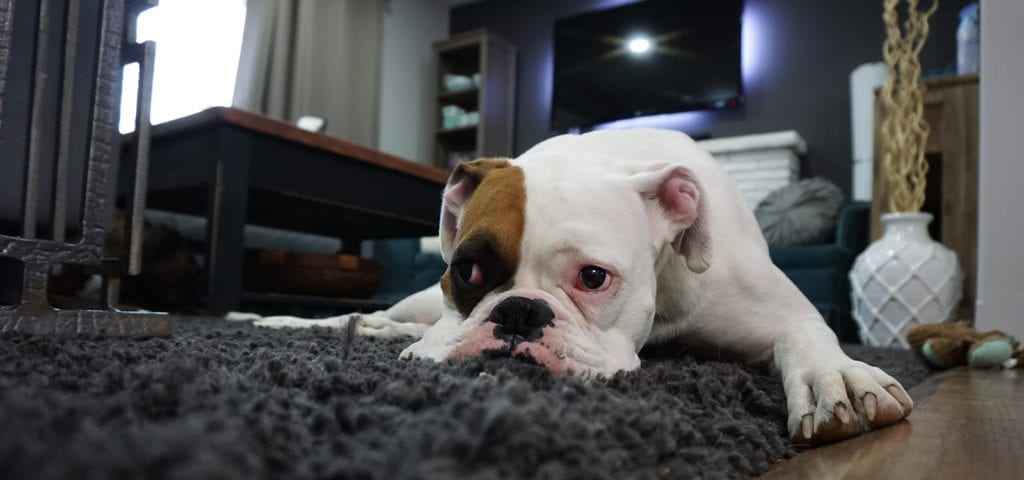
[431,29,516,169]
[870,74,979,318]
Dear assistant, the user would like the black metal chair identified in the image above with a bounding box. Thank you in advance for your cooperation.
[0,0,168,337]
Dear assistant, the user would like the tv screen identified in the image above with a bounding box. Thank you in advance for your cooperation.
[551,0,744,130]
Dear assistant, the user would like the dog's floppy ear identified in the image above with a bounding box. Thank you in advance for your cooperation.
[633,164,711,273]
[439,158,510,262]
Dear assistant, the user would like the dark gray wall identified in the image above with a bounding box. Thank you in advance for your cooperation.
[451,0,971,194]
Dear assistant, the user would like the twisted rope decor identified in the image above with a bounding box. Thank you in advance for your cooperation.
[879,0,938,213]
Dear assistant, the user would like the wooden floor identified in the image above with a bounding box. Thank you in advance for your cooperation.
[759,368,1023,479]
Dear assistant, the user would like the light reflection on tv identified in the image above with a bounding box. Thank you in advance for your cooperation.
[552,0,744,130]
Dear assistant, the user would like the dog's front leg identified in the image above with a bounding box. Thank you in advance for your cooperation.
[356,282,444,337]
[773,318,914,445]
[249,283,444,338]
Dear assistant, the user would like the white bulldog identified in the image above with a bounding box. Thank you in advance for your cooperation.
[248,129,912,445]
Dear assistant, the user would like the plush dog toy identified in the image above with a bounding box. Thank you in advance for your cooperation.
[906,321,1020,369]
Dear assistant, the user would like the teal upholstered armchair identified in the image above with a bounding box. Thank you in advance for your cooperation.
[370,239,446,305]
[768,201,871,343]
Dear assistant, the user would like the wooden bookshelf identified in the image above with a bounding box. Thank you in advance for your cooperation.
[431,29,516,169]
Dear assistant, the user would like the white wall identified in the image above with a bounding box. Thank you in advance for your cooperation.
[377,0,450,163]
[975,0,1024,338]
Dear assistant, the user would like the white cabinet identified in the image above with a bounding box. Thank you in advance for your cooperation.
[697,131,805,208]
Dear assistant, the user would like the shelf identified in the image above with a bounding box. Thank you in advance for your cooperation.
[438,88,479,110]
[431,29,516,169]
[436,124,478,136]
[437,44,481,76]
[438,88,478,100]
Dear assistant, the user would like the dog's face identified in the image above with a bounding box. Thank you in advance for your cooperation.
[402,152,710,378]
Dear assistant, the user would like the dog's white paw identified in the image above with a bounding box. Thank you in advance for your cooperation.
[354,314,429,338]
[253,315,348,329]
[225,311,263,322]
[249,313,425,339]
[784,360,913,445]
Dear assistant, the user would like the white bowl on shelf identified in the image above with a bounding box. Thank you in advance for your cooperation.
[443,74,473,92]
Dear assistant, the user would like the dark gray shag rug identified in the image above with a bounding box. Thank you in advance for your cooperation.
[0,317,931,480]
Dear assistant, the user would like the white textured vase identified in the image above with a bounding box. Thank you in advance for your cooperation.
[849,212,963,348]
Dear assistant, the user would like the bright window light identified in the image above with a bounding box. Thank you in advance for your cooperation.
[120,0,247,133]
[627,36,652,54]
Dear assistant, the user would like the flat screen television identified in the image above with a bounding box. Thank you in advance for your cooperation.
[551,0,744,130]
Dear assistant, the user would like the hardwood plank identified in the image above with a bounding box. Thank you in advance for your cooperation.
[758,368,1024,479]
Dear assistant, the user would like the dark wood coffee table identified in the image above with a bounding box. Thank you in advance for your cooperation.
[120,107,449,313]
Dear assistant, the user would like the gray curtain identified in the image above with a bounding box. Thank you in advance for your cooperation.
[233,0,384,146]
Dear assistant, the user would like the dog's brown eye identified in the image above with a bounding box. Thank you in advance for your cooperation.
[454,261,484,286]
[577,266,609,291]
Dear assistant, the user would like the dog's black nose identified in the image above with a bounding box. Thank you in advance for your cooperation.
[488,296,555,345]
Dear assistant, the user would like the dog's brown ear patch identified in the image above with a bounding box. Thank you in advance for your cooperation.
[449,158,510,187]
[455,163,525,246]
[439,158,526,315]
[440,158,512,262]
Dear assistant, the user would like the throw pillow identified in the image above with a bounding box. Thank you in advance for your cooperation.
[754,178,845,247]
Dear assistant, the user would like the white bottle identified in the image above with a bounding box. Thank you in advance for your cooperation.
[957,2,980,75]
